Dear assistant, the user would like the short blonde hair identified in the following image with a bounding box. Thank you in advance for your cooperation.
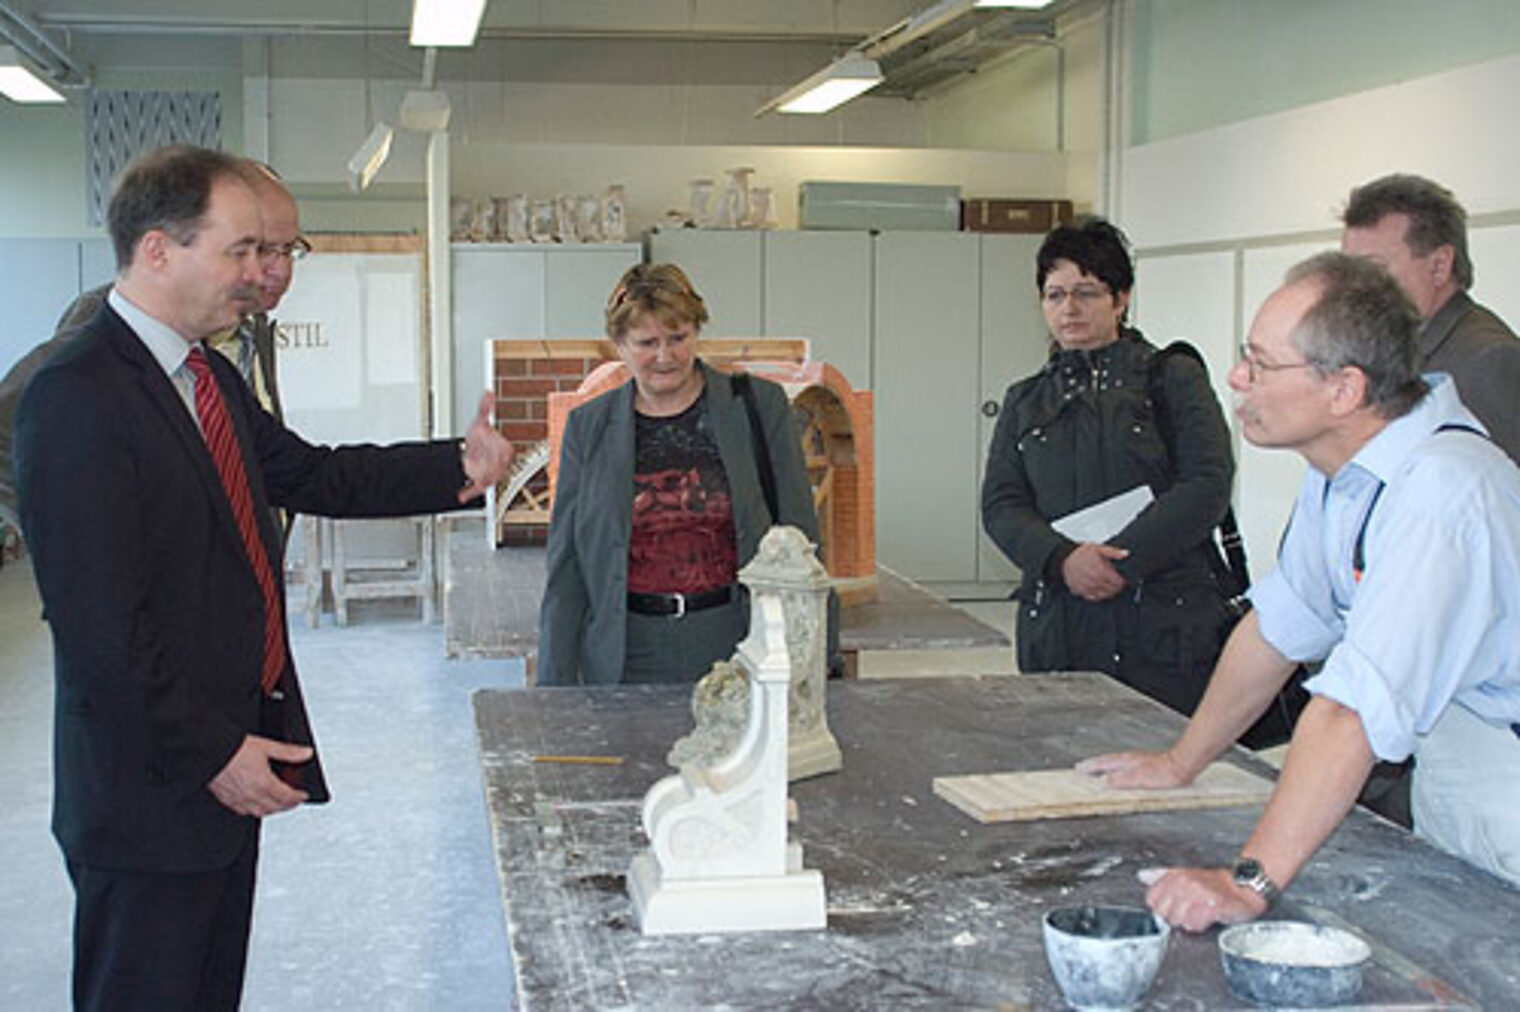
[605,263,709,341]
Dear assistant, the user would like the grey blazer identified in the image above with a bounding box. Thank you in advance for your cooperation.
[1420,291,1520,464]
[537,361,819,685]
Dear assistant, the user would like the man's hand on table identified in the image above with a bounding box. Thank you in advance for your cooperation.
[1136,866,1267,932]
[1075,749,1195,789]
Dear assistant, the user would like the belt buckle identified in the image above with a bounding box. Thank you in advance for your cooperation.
[671,592,687,619]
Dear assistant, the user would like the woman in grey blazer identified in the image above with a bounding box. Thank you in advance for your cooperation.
[537,263,821,685]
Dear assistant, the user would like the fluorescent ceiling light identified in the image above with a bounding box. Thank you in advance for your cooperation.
[761,53,884,116]
[347,121,394,192]
[0,46,66,104]
[410,0,488,47]
[973,0,1054,7]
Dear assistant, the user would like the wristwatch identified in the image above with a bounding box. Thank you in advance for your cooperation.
[1232,857,1281,906]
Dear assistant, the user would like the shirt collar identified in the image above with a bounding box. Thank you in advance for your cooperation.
[1344,373,1484,485]
[106,287,198,378]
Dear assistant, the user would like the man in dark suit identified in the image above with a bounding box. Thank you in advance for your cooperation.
[1341,173,1520,463]
[14,145,513,1010]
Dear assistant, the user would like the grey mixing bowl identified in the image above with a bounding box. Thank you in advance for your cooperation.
[1042,905,1170,1010]
[1219,920,1372,1006]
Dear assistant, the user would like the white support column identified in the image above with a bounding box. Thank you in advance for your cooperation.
[425,129,452,439]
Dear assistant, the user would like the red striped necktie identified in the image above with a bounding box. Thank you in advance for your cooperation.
[185,346,288,696]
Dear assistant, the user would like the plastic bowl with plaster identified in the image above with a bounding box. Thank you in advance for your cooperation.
[1218,920,1371,1006]
[1042,904,1169,1010]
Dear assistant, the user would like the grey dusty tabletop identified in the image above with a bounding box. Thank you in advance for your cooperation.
[442,526,1007,661]
[474,674,1516,1010]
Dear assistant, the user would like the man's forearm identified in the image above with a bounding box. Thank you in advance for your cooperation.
[1239,696,1376,891]
[1169,610,1300,776]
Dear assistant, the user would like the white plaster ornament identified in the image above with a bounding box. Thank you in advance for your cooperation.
[628,528,829,935]
[667,526,842,781]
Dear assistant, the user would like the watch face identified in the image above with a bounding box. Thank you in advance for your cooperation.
[1234,858,1264,883]
[1233,858,1278,903]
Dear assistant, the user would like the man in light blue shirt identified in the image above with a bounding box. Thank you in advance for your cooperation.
[1081,251,1520,931]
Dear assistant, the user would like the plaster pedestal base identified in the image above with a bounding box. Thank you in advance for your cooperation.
[789,728,843,781]
[629,844,826,936]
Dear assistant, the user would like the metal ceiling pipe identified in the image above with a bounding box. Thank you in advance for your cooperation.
[0,0,89,85]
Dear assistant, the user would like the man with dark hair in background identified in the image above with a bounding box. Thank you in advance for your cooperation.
[1341,172,1520,462]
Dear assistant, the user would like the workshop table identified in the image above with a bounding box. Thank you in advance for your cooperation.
[443,524,1009,671]
[473,675,1517,1009]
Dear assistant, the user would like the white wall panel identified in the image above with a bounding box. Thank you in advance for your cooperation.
[1133,251,1236,412]
[278,252,425,445]
[1120,52,1520,249]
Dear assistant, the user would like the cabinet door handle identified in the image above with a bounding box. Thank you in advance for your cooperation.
[981,399,1000,418]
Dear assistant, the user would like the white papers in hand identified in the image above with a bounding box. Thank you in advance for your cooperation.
[1050,485,1154,544]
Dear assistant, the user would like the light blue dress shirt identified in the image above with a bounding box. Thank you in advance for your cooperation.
[107,287,199,422]
[1249,374,1520,762]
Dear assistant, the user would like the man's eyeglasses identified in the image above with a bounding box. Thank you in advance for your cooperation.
[1238,341,1315,382]
[1041,285,1110,308]
[259,237,312,263]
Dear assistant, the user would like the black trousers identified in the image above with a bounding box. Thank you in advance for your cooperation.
[67,830,260,1012]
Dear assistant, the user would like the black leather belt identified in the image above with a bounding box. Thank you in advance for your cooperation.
[627,585,736,618]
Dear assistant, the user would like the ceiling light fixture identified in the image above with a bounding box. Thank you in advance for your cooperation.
[410,0,488,48]
[347,121,394,192]
[0,45,66,103]
[756,52,884,116]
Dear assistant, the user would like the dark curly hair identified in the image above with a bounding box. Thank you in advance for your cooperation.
[1035,217,1135,305]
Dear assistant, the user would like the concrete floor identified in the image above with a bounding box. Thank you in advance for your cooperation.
[0,553,524,1010]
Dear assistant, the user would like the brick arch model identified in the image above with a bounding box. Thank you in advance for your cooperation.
[543,355,877,604]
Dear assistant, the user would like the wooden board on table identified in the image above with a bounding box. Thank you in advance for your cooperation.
[933,762,1273,824]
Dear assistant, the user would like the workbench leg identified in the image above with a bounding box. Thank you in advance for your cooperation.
[420,517,436,624]
[332,520,350,627]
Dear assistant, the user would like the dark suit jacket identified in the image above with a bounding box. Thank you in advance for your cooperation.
[537,362,820,685]
[2,286,284,528]
[1421,291,1520,464]
[15,301,467,875]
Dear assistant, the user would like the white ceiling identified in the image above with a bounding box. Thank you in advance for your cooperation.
[4,0,1091,95]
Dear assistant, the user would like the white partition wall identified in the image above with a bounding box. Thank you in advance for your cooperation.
[1119,51,1520,587]
[277,250,426,445]
[1132,252,1237,414]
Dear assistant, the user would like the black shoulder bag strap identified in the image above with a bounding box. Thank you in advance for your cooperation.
[731,372,779,521]
[1147,341,1251,597]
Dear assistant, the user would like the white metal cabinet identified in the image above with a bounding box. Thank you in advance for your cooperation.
[450,243,641,433]
[762,230,872,388]
[647,229,763,335]
[451,245,546,434]
[872,232,982,582]
[976,233,1048,584]
[545,246,642,337]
